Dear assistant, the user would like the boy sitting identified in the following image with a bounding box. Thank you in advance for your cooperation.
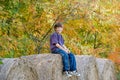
[50,22,80,77]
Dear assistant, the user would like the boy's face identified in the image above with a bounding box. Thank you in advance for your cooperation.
[55,27,63,34]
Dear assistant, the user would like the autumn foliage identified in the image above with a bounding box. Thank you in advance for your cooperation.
[0,0,120,78]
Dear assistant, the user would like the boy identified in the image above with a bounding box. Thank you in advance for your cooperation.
[50,22,80,77]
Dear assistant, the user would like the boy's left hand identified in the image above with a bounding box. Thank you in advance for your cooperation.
[66,49,71,53]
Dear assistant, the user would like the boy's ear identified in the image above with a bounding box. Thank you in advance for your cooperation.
[54,28,57,31]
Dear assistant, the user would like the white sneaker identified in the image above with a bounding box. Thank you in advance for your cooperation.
[63,71,72,77]
[69,71,80,76]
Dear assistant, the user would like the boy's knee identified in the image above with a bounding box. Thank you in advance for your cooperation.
[62,53,68,57]
[59,51,68,58]
[69,53,74,56]
[69,53,75,57]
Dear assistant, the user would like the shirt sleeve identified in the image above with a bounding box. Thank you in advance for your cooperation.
[50,34,58,45]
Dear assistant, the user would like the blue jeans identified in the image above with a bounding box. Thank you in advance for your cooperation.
[52,48,77,71]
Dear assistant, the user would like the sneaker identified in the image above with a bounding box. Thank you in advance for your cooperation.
[63,71,72,77]
[69,71,80,76]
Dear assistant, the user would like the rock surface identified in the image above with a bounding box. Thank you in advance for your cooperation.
[96,58,117,80]
[0,54,117,80]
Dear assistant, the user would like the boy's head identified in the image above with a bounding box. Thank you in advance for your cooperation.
[54,22,63,34]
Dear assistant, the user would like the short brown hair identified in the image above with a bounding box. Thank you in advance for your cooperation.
[54,22,63,29]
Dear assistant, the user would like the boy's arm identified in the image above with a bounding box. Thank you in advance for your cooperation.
[55,43,69,53]
[63,45,70,53]
[63,45,68,50]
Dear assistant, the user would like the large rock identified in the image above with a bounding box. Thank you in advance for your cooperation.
[0,54,117,80]
[76,55,99,80]
[96,58,117,80]
[0,58,38,80]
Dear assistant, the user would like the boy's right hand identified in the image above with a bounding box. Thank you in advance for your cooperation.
[64,49,70,54]
[55,43,70,54]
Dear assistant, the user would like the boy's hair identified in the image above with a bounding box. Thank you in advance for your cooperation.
[54,22,63,29]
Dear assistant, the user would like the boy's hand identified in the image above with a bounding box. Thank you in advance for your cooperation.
[65,49,71,54]
[55,43,71,54]
[68,49,70,53]
[63,45,71,53]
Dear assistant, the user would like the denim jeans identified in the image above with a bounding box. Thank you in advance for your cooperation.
[52,48,77,71]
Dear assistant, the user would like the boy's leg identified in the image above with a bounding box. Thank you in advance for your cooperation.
[68,53,80,76]
[68,53,77,71]
[52,49,70,71]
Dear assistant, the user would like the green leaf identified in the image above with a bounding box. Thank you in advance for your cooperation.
[0,59,3,64]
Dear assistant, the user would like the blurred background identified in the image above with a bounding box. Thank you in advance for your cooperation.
[0,0,120,79]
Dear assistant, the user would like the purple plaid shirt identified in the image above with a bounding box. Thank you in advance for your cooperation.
[50,32,64,52]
